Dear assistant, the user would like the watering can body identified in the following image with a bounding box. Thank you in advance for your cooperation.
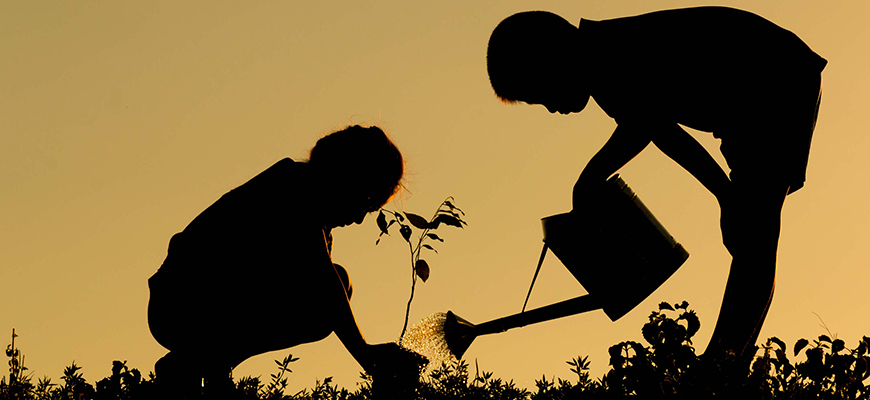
[442,175,689,359]
[542,175,689,321]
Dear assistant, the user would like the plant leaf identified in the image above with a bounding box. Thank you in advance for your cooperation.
[415,259,430,282]
[423,244,438,253]
[426,233,444,242]
[444,200,464,215]
[434,214,464,229]
[658,302,674,311]
[832,339,845,354]
[775,348,787,365]
[405,212,430,229]
[770,337,786,352]
[794,338,809,356]
[377,211,389,235]
[400,225,412,242]
[439,210,468,226]
[680,310,700,339]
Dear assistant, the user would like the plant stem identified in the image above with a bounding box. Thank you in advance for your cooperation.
[399,240,416,341]
[397,199,447,342]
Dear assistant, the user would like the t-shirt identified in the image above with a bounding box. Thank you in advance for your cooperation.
[149,158,331,299]
[580,6,827,133]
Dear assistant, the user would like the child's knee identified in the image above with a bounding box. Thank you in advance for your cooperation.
[721,199,784,257]
[722,215,781,256]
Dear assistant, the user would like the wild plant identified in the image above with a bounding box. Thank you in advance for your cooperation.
[604,301,704,397]
[749,334,870,399]
[259,353,297,399]
[57,362,95,400]
[1,329,34,399]
[3,301,869,399]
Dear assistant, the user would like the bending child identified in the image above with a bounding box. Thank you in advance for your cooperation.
[148,125,425,398]
[486,7,826,359]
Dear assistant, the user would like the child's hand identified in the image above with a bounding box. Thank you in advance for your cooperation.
[572,177,608,214]
[362,343,428,398]
[362,343,428,377]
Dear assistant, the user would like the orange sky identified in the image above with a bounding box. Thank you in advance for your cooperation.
[3,0,868,392]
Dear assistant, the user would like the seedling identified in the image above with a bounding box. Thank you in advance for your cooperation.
[375,197,467,341]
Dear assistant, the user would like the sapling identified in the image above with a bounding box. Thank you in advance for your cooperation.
[375,197,467,341]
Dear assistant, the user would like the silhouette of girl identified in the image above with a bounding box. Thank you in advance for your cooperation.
[147,125,423,397]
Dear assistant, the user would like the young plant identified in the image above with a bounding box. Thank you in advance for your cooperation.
[604,301,701,397]
[375,197,467,341]
[2,329,35,399]
[260,353,298,399]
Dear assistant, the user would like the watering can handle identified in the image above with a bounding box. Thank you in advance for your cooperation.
[521,242,549,313]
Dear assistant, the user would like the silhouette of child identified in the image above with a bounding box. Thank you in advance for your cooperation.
[148,125,424,397]
[487,7,826,359]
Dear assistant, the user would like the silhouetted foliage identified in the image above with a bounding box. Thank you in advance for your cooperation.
[375,197,467,341]
[4,302,869,399]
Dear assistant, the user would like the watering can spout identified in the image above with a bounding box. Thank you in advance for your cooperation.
[444,311,476,359]
[443,294,603,359]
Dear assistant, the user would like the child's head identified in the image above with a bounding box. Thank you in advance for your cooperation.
[309,125,404,227]
[487,11,589,114]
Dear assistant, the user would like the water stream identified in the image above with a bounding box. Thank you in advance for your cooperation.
[398,312,457,369]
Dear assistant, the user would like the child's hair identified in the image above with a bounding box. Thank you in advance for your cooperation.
[487,11,577,102]
[309,125,404,210]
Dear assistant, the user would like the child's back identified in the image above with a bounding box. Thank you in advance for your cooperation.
[582,7,826,131]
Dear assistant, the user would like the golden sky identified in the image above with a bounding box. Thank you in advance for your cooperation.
[3,0,868,392]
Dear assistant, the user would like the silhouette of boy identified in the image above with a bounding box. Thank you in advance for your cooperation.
[148,125,424,398]
[487,7,825,359]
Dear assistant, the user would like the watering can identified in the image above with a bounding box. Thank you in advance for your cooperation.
[444,175,689,358]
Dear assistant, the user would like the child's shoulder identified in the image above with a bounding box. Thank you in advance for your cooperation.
[611,6,769,26]
[591,6,789,46]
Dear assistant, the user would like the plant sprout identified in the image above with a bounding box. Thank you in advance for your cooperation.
[375,197,467,341]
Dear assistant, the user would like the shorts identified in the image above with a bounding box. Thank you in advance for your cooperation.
[718,72,823,194]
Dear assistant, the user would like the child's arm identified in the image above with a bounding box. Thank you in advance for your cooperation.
[573,123,731,210]
[312,229,372,367]
[573,124,651,209]
[648,124,730,200]
[314,230,418,374]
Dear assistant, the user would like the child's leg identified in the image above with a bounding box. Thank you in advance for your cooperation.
[155,351,206,399]
[148,260,355,396]
[708,180,789,358]
[155,348,241,399]
[707,70,822,359]
[149,283,246,398]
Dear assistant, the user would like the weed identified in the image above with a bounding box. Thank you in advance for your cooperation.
[3,301,869,399]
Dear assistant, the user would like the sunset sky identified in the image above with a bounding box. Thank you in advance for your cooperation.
[3,0,869,392]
